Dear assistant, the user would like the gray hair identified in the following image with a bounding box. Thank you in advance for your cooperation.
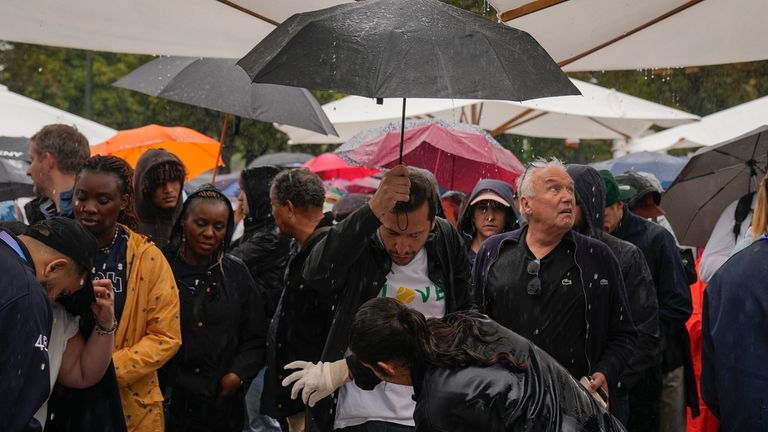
[516,157,568,199]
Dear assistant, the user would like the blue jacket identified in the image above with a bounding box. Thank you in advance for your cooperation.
[473,228,636,387]
[702,237,768,431]
[0,229,52,432]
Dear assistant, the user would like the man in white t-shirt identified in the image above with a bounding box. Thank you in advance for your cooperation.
[283,165,472,432]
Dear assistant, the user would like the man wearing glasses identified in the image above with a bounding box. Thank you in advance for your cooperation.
[473,158,636,409]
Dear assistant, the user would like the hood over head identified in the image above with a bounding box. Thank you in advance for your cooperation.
[241,165,281,229]
[165,183,235,262]
[133,149,186,246]
[458,179,518,241]
[566,164,605,238]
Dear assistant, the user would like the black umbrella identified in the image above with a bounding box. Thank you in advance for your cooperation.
[0,136,33,200]
[113,56,338,137]
[662,125,768,247]
[238,0,578,162]
[247,152,313,169]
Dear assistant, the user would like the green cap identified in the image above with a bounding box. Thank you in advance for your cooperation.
[600,170,636,207]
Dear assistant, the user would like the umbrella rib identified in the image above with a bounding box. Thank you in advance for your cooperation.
[588,117,631,140]
[490,108,535,136]
[215,0,280,26]
[682,167,747,238]
[558,0,703,67]
[500,0,569,21]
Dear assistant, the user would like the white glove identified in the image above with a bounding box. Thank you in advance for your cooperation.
[282,359,352,407]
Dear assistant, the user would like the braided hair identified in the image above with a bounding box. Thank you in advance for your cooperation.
[77,155,138,230]
[176,186,234,272]
[349,297,523,375]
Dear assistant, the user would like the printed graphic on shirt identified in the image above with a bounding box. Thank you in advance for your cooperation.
[379,283,445,305]
[92,262,124,293]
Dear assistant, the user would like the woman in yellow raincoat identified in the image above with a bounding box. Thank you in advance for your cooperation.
[74,155,181,431]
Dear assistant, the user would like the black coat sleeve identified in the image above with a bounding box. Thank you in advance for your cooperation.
[228,263,268,383]
[653,230,694,326]
[436,218,472,312]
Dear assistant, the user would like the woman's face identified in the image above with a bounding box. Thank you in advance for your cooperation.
[181,199,229,265]
[74,170,126,245]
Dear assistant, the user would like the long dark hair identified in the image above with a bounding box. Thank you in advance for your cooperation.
[77,155,138,230]
[349,298,520,373]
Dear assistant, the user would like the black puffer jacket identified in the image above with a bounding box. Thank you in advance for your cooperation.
[412,312,627,432]
[457,179,518,267]
[302,204,472,432]
[229,166,290,315]
[134,149,185,248]
[567,165,660,391]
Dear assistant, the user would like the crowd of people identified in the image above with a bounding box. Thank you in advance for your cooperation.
[1,123,764,432]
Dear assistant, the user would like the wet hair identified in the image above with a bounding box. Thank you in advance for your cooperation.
[751,172,768,241]
[141,160,187,202]
[517,157,567,199]
[30,124,90,174]
[394,168,437,221]
[77,155,138,230]
[350,297,521,374]
[271,168,325,209]
[179,187,233,269]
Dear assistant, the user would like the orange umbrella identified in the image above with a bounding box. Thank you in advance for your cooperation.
[91,124,222,179]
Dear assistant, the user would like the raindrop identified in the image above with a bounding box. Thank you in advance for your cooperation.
[593,273,598,279]
[37,67,43,73]
[41,363,46,370]
[533,328,539,335]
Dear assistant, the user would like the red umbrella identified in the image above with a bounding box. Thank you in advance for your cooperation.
[337,120,524,193]
[304,152,379,181]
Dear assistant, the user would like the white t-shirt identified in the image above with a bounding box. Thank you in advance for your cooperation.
[34,303,80,429]
[334,248,446,429]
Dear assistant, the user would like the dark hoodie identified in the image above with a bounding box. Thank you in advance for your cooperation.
[229,166,291,316]
[566,165,661,391]
[457,179,518,267]
[161,185,268,430]
[134,149,185,248]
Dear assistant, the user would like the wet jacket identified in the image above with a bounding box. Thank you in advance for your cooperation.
[611,205,699,414]
[567,165,660,390]
[457,179,518,267]
[303,204,472,432]
[473,227,636,390]
[702,238,768,431]
[229,166,290,316]
[261,212,337,420]
[134,150,185,248]
[113,227,182,432]
[411,311,627,432]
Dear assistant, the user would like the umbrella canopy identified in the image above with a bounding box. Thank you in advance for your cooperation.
[0,136,31,162]
[488,0,768,71]
[591,151,689,189]
[627,95,768,153]
[278,79,698,144]
[238,0,578,101]
[0,0,349,58]
[304,153,379,181]
[91,124,222,179]
[0,85,116,144]
[661,126,768,247]
[0,136,33,200]
[337,120,524,193]
[114,56,337,136]
[247,152,313,169]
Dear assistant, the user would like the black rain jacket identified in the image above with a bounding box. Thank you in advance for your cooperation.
[457,179,518,267]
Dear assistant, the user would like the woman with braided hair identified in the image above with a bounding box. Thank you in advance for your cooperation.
[286,297,627,432]
[71,155,181,432]
[161,184,268,432]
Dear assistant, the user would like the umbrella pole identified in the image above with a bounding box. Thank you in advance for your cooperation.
[211,113,231,183]
[399,98,407,165]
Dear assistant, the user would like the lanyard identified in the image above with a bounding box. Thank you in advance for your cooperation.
[0,230,28,262]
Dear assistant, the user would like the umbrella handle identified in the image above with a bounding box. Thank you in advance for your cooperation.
[399,98,406,165]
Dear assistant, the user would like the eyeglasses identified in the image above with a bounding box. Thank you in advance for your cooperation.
[527,258,542,296]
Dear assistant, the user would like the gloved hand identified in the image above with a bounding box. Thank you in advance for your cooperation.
[282,359,352,407]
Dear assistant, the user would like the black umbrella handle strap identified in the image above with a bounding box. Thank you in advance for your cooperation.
[733,191,755,241]
[399,98,407,165]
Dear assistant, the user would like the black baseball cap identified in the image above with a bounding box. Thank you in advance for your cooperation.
[25,217,98,273]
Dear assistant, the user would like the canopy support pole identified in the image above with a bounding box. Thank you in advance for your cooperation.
[211,112,231,183]
[399,98,407,165]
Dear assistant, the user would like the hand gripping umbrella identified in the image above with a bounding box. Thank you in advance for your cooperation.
[238,0,579,163]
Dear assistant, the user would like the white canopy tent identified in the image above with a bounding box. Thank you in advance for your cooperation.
[626,95,768,153]
[488,0,768,72]
[0,84,116,144]
[0,0,350,58]
[278,78,698,144]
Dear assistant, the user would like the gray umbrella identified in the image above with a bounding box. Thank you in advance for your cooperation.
[661,125,768,247]
[114,56,338,136]
[247,152,313,169]
[0,136,33,200]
